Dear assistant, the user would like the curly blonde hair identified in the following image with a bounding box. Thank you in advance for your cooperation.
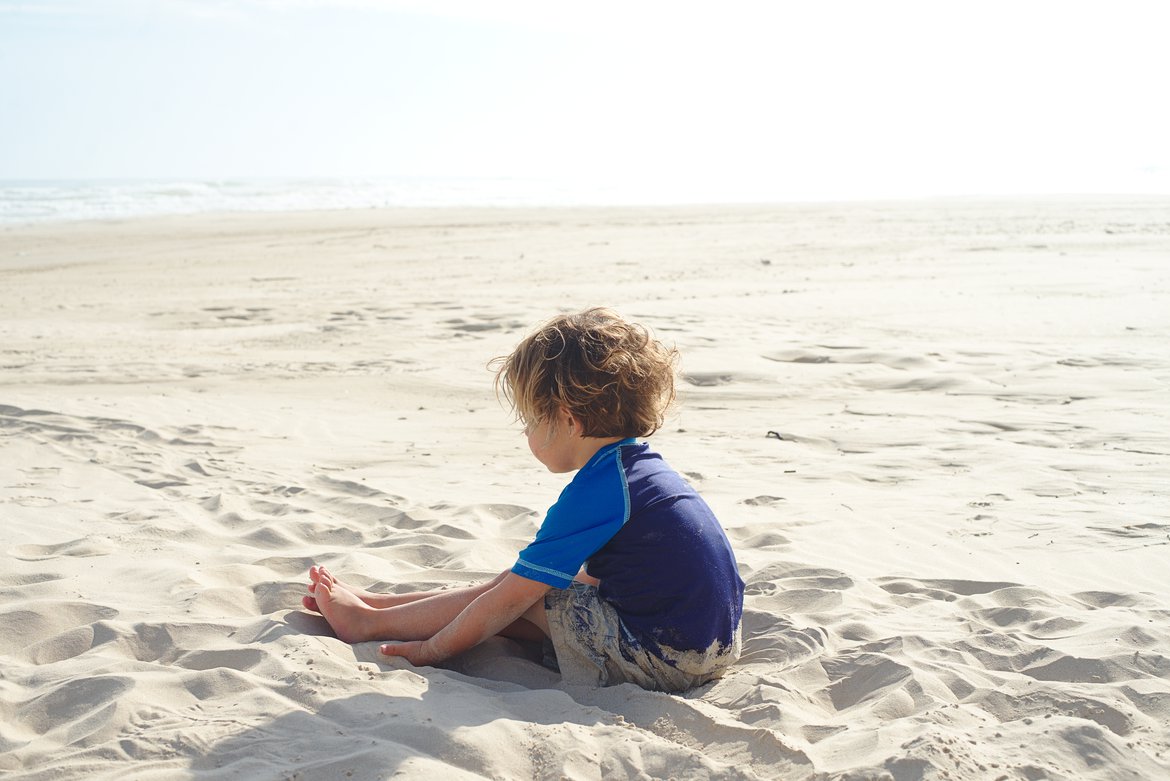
[493,308,679,438]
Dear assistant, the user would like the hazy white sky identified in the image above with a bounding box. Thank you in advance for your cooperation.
[2,0,1168,199]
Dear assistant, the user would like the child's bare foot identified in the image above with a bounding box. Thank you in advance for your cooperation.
[311,568,381,644]
[302,565,375,613]
[304,565,425,612]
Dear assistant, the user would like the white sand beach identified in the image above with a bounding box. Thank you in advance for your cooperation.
[2,199,1168,779]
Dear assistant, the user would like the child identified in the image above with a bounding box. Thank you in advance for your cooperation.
[304,307,744,691]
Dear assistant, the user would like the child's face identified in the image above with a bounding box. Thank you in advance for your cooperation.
[525,411,581,474]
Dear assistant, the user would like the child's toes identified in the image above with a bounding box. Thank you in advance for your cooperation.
[302,595,320,613]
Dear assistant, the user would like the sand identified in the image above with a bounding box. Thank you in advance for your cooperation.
[1,199,1168,780]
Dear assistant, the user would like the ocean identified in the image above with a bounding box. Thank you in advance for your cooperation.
[0,177,656,224]
[9,177,1162,225]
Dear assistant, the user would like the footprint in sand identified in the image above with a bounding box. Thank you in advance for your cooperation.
[1,601,120,658]
[176,647,267,672]
[681,372,735,387]
[875,577,1020,601]
[741,495,785,506]
[20,675,133,737]
[821,651,914,711]
[10,495,58,507]
[12,536,115,561]
[444,314,524,335]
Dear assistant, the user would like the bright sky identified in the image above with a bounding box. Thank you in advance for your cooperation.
[2,0,1168,199]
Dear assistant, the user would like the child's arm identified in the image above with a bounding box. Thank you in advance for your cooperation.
[380,572,549,666]
[574,566,600,587]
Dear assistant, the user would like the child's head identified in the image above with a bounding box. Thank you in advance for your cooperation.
[494,308,679,439]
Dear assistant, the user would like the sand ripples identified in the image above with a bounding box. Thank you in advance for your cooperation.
[3,202,1169,779]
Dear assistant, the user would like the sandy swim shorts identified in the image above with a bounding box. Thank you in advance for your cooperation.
[542,583,740,692]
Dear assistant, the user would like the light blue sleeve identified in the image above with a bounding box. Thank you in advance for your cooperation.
[512,446,630,588]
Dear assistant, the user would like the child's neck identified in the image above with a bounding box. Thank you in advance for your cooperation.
[567,435,626,472]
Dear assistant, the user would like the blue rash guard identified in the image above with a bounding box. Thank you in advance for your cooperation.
[513,439,744,659]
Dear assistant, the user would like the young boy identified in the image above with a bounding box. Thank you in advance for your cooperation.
[304,308,744,691]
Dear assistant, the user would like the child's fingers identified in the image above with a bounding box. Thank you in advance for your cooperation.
[380,643,408,662]
[380,641,427,665]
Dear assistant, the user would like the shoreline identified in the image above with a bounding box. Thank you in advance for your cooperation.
[4,191,1170,231]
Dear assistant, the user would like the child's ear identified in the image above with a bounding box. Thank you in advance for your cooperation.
[559,407,581,433]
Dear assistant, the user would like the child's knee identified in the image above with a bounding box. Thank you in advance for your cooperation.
[520,597,550,636]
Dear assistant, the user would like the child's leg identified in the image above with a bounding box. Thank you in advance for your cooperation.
[313,567,522,644]
[498,597,551,643]
[303,566,505,612]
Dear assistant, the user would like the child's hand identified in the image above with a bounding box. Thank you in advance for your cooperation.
[380,640,438,667]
